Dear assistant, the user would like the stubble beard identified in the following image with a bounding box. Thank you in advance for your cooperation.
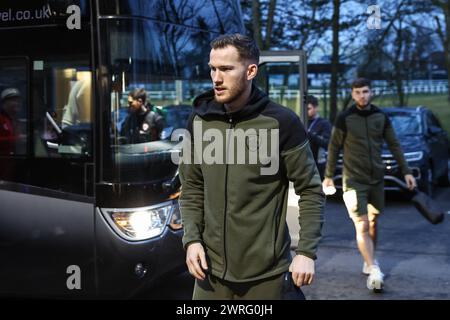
[356,99,370,109]
[214,77,247,106]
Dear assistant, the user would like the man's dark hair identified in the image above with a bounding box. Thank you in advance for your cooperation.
[351,78,371,89]
[306,95,319,107]
[210,33,260,64]
[129,88,147,104]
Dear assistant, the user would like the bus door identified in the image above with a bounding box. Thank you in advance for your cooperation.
[0,1,95,297]
[256,51,310,245]
[257,50,308,124]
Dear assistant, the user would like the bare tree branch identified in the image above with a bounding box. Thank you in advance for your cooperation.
[264,0,277,49]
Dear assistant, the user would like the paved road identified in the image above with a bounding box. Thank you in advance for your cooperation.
[288,184,450,300]
[152,182,450,300]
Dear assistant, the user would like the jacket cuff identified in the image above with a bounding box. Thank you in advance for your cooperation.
[324,173,334,179]
[294,250,317,261]
[401,167,412,176]
[182,239,202,251]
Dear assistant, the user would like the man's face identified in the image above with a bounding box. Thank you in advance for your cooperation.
[351,86,372,108]
[307,103,317,119]
[2,97,21,117]
[128,96,143,113]
[209,45,253,105]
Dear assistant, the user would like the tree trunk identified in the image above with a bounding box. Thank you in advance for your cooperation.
[264,0,277,50]
[394,25,405,106]
[330,0,340,123]
[394,69,405,106]
[445,1,450,101]
[446,49,450,102]
[252,0,263,49]
[211,0,225,33]
[435,0,450,101]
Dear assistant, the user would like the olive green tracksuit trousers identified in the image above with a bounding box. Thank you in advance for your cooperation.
[193,272,305,300]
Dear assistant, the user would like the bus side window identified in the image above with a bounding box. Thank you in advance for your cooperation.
[0,59,28,158]
[62,77,92,129]
[33,62,92,159]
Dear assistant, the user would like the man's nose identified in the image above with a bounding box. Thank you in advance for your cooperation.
[212,71,222,84]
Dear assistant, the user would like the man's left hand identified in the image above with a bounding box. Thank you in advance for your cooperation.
[289,255,315,287]
[404,174,416,191]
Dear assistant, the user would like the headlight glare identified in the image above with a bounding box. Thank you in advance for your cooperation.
[101,202,176,241]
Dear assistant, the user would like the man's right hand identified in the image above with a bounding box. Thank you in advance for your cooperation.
[186,242,208,280]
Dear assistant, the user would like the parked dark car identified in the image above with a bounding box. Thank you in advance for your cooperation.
[332,106,449,197]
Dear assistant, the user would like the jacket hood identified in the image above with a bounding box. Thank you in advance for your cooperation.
[349,104,380,117]
[192,84,270,121]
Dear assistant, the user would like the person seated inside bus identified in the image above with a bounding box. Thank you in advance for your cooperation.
[0,88,25,155]
[61,76,91,129]
[119,88,165,144]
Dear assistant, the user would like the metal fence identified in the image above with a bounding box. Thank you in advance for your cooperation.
[141,80,448,101]
[308,79,449,99]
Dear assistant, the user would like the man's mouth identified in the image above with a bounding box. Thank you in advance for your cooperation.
[215,87,226,93]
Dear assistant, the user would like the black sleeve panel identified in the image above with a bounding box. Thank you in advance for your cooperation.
[261,102,308,152]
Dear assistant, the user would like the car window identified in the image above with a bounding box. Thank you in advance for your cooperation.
[426,112,442,130]
[387,113,422,136]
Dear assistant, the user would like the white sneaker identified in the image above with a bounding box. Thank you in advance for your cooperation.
[362,260,379,275]
[367,265,384,292]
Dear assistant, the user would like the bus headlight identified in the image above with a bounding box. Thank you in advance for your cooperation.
[101,201,179,241]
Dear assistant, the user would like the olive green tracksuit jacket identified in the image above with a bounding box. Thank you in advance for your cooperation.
[179,85,325,283]
[325,104,411,184]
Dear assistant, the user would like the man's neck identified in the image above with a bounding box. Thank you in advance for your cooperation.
[356,103,370,110]
[224,84,252,113]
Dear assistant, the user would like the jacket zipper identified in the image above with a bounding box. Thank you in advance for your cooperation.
[222,114,234,279]
[365,117,374,180]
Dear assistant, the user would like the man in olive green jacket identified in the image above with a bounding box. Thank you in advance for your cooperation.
[179,34,325,299]
[323,78,416,292]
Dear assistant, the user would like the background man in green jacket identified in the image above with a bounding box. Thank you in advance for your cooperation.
[322,77,416,292]
[179,34,325,299]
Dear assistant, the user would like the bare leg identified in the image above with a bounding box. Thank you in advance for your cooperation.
[367,204,380,251]
[368,213,378,249]
[352,215,375,267]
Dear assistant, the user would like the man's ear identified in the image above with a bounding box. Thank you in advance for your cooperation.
[247,63,258,81]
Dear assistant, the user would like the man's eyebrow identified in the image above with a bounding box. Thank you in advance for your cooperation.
[208,63,234,68]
